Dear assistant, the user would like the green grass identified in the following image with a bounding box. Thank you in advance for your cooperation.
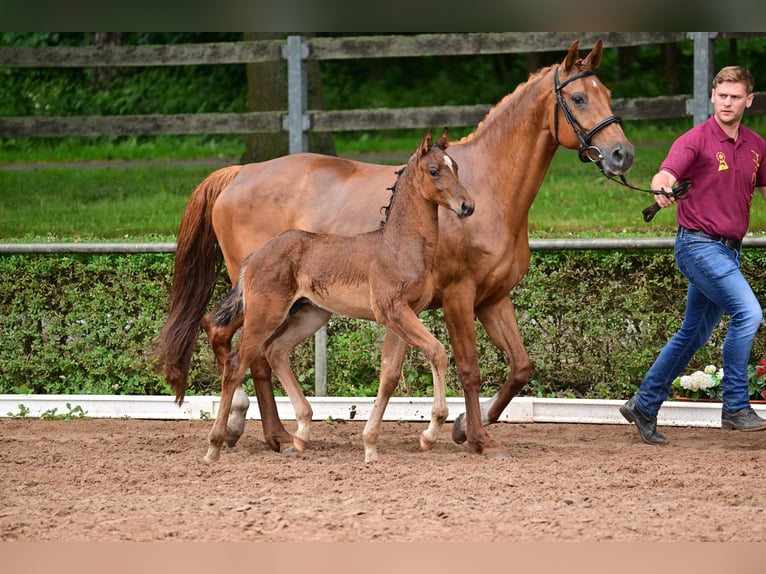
[0,165,216,238]
[3,122,766,239]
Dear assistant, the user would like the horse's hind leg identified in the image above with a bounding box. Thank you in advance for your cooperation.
[363,330,408,463]
[265,306,332,452]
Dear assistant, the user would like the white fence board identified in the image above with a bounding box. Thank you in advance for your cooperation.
[3,394,761,429]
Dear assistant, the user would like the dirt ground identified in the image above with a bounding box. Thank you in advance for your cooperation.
[2,417,765,542]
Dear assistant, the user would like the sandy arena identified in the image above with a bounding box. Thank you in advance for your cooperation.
[2,416,765,542]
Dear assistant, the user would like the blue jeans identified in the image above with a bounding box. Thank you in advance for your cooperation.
[635,229,763,415]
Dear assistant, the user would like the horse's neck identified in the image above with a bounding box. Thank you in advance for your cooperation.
[454,71,558,216]
[381,172,439,257]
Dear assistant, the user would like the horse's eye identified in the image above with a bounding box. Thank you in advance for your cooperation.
[571,94,586,106]
[429,169,439,177]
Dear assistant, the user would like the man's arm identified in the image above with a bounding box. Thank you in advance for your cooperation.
[651,169,679,208]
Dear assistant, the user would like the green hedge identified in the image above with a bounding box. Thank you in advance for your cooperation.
[2,249,766,399]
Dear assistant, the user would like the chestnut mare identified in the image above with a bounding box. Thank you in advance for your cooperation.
[202,129,474,463]
[156,39,634,457]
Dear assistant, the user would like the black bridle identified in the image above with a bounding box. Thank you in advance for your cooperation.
[554,66,690,222]
[553,67,622,166]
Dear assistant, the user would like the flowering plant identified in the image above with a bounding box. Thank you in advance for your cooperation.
[747,358,766,401]
[673,360,766,401]
[672,365,723,400]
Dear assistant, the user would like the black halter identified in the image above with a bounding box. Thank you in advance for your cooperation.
[553,67,623,167]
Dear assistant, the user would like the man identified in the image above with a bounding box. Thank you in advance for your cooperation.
[621,66,766,445]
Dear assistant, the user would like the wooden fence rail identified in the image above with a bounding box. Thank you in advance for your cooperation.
[2,32,765,139]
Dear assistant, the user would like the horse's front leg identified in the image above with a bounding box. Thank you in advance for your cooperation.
[451,297,531,443]
[442,294,507,457]
[383,309,450,454]
[363,329,408,463]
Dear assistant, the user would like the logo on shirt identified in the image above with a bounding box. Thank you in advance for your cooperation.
[752,150,761,187]
[716,152,729,171]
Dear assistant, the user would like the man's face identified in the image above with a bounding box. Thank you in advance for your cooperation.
[711,80,754,127]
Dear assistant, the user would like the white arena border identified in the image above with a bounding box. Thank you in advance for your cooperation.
[2,394,763,429]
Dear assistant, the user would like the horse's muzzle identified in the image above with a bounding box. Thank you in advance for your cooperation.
[458,202,475,219]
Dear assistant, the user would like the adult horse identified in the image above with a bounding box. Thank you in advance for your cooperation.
[156,39,634,457]
[203,129,474,463]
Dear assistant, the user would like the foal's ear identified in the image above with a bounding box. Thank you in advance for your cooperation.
[582,39,603,70]
[420,129,434,156]
[436,128,450,151]
[563,39,580,71]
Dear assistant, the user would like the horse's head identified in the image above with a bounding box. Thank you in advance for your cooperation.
[549,39,635,177]
[415,128,475,219]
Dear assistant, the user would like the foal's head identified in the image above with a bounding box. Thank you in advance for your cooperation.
[411,128,475,220]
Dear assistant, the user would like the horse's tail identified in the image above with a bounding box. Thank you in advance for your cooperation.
[154,165,242,404]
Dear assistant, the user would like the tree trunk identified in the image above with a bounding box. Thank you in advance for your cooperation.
[240,33,335,164]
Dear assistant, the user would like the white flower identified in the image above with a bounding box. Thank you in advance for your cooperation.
[704,365,717,375]
[679,370,716,391]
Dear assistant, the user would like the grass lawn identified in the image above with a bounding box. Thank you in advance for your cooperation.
[2,129,766,239]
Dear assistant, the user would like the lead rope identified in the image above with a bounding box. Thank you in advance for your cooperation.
[603,174,692,222]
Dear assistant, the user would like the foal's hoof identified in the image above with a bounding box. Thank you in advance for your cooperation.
[419,432,437,451]
[203,448,221,464]
[451,413,468,444]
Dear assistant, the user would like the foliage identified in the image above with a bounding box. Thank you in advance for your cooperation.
[4,250,766,400]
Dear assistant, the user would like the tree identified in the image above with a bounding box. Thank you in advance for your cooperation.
[240,33,335,163]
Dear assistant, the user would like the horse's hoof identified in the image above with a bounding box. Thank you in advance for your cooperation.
[292,436,307,453]
[451,413,467,444]
[203,448,220,464]
[419,433,436,451]
[279,445,301,457]
[364,451,379,464]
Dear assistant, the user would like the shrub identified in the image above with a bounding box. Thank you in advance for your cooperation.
[2,249,766,399]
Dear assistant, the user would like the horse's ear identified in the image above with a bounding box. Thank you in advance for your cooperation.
[420,129,434,156]
[436,127,449,150]
[582,39,603,70]
[563,40,580,71]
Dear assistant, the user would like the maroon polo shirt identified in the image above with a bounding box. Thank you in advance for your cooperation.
[661,115,766,240]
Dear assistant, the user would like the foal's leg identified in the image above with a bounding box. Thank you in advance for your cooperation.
[452,297,531,443]
[380,307,450,456]
[362,330,408,463]
[264,306,332,452]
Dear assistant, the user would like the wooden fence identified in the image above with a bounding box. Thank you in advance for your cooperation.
[2,32,766,141]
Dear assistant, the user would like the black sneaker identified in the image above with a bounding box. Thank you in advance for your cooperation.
[721,407,766,431]
[620,397,668,445]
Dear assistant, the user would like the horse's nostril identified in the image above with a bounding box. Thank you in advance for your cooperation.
[462,202,475,217]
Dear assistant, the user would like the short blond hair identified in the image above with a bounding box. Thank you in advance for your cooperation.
[714,66,754,94]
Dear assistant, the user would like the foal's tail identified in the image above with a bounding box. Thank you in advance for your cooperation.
[154,165,241,404]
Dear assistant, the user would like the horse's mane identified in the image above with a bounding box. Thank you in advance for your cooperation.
[379,166,406,226]
[455,63,558,145]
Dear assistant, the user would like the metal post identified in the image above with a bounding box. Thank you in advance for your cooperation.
[686,32,718,126]
[283,35,310,154]
[282,35,328,396]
